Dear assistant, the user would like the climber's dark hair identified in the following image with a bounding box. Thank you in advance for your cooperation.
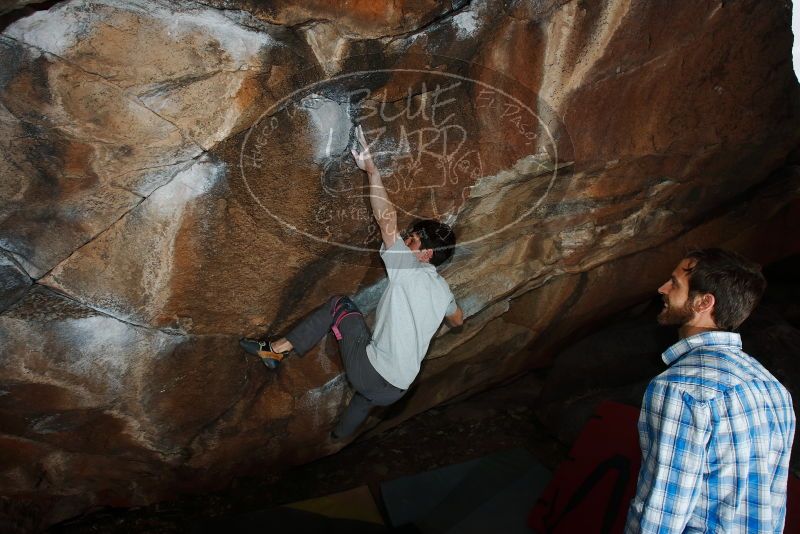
[407,219,456,267]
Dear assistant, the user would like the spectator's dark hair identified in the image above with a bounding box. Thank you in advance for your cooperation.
[408,219,456,267]
[683,248,766,331]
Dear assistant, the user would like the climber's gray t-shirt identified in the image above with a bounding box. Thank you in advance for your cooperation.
[366,238,457,390]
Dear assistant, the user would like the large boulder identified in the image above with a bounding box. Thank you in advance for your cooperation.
[1,0,798,529]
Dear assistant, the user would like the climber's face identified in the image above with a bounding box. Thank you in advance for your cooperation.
[404,232,422,251]
[404,232,432,263]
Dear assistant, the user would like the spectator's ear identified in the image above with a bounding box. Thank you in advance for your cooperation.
[420,248,434,263]
[692,293,715,314]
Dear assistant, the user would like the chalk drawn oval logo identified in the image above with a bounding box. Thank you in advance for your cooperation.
[240,55,573,262]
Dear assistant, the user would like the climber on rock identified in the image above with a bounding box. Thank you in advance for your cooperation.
[240,124,464,439]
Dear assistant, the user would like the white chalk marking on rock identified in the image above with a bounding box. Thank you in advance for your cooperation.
[5,0,272,68]
[451,5,480,39]
[300,93,353,163]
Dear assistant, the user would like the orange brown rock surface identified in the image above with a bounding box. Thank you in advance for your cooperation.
[0,0,798,529]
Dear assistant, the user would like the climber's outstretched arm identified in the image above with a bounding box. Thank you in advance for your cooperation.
[351,125,398,250]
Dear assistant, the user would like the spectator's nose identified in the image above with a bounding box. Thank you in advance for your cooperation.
[657,281,670,295]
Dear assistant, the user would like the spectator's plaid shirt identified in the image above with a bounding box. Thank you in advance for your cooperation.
[626,332,795,533]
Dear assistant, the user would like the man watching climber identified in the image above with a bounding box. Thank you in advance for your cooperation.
[626,249,795,533]
[240,125,464,439]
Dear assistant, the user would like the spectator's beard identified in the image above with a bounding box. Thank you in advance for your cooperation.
[657,296,695,326]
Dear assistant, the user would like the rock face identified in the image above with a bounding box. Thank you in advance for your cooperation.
[0,0,798,529]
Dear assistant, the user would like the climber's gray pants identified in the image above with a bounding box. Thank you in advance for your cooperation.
[285,296,406,437]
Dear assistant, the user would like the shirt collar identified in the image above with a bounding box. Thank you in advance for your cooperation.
[381,239,437,270]
[662,331,742,365]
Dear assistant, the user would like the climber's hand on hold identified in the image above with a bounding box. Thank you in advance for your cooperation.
[350,124,378,175]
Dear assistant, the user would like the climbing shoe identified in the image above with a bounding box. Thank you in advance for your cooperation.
[239,338,286,370]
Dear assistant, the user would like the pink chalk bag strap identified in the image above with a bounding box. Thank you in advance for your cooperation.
[329,296,363,340]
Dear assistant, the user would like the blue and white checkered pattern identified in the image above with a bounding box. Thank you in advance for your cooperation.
[626,332,795,533]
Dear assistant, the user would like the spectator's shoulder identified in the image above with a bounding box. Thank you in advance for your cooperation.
[655,351,740,402]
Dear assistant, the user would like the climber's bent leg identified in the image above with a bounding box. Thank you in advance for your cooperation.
[284,295,354,356]
[333,320,406,438]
